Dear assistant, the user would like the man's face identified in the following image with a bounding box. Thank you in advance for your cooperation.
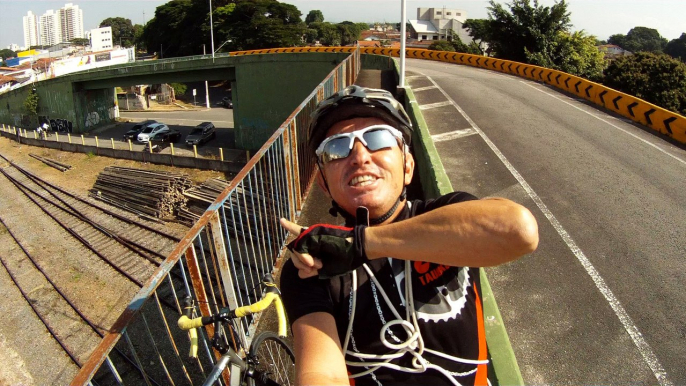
[316,117,414,221]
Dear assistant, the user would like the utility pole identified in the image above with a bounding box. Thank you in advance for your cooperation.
[204,45,210,108]
[399,0,407,88]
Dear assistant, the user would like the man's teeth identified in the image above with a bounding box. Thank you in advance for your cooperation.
[350,175,376,186]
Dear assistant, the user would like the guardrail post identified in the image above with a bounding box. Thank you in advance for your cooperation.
[68,133,72,143]
[170,143,175,155]
[111,138,115,149]
[81,135,85,145]
[55,132,60,142]
[219,148,223,161]
[34,131,38,139]
[128,139,132,151]
[193,145,198,158]
[95,136,99,147]
[148,141,153,153]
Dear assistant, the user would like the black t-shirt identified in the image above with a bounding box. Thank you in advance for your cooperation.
[281,192,489,385]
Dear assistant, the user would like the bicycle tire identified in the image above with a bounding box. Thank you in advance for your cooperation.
[247,331,296,386]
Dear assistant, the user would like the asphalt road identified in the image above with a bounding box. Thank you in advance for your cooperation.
[405,58,686,385]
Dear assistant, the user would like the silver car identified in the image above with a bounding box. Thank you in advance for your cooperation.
[137,123,170,143]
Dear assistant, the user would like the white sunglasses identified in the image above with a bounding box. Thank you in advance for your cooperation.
[315,125,404,165]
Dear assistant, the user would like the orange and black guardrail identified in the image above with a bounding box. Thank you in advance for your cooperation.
[230,47,686,145]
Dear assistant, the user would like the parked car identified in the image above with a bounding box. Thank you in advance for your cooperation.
[146,130,182,152]
[137,123,170,143]
[221,97,233,109]
[123,120,157,141]
[185,122,216,146]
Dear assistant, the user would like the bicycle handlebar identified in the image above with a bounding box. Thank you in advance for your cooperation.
[177,276,288,359]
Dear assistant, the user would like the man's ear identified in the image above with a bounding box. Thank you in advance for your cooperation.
[404,151,415,186]
[316,168,331,198]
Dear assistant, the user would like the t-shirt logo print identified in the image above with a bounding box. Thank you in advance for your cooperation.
[397,262,471,323]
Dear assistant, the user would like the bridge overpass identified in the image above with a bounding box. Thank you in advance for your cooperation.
[1,48,684,385]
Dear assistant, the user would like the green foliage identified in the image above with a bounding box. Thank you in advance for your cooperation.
[526,30,607,81]
[23,89,39,117]
[0,48,16,65]
[100,17,137,47]
[462,19,491,55]
[86,151,97,159]
[428,40,455,52]
[219,0,305,51]
[310,22,341,46]
[170,83,187,96]
[337,21,365,46]
[603,52,686,115]
[665,33,686,62]
[486,0,571,63]
[450,32,481,54]
[304,28,319,44]
[305,10,324,25]
[608,27,668,53]
[70,37,90,46]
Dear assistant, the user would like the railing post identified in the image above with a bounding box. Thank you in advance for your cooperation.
[128,139,132,151]
[55,132,60,142]
[170,143,175,155]
[68,133,72,143]
[193,145,198,158]
[81,135,85,145]
[220,148,224,162]
[111,138,115,149]
[95,136,99,147]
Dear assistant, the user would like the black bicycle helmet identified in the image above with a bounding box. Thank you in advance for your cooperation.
[308,85,413,155]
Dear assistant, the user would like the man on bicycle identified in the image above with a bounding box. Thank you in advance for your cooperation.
[280,85,539,385]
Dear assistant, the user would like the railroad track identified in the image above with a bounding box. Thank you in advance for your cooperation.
[0,153,190,384]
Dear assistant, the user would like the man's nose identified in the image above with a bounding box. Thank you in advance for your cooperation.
[348,139,372,165]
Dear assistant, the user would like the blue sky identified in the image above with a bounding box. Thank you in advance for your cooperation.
[1,0,684,50]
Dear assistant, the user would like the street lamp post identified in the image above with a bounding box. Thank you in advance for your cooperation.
[209,0,215,60]
[204,45,210,108]
[399,0,407,88]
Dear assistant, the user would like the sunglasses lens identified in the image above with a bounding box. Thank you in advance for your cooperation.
[318,127,401,164]
[363,129,398,151]
[321,137,351,163]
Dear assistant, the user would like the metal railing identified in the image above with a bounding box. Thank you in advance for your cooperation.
[71,45,360,385]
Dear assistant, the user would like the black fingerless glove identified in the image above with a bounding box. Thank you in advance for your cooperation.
[287,224,368,279]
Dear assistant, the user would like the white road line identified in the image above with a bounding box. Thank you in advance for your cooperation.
[421,73,673,386]
[431,128,476,142]
[419,101,453,110]
[413,86,438,92]
[521,81,686,166]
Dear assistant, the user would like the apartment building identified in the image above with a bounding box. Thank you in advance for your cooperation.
[23,11,41,48]
[409,7,472,44]
[90,27,113,52]
[22,3,85,49]
[60,3,84,42]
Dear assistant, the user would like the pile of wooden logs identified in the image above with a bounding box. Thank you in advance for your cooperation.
[178,178,286,239]
[29,153,72,172]
[89,166,192,220]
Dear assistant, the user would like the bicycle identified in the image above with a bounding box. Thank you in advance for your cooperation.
[177,274,295,386]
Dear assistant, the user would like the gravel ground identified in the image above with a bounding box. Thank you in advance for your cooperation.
[0,136,228,385]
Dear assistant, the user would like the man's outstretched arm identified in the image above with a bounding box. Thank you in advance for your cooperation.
[365,197,539,267]
[292,312,350,385]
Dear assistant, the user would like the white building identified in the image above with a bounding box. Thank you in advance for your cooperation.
[90,26,113,52]
[60,3,84,42]
[409,7,472,44]
[40,10,63,46]
[8,44,20,52]
[23,11,41,48]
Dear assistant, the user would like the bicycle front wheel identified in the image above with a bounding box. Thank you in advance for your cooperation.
[248,331,295,386]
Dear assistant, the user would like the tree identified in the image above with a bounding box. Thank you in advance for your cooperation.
[526,30,606,81]
[100,17,137,47]
[71,38,90,46]
[219,0,305,51]
[603,52,686,115]
[0,48,17,59]
[665,33,686,61]
[486,0,571,63]
[337,21,365,46]
[23,89,39,127]
[462,19,491,55]
[608,27,667,53]
[305,10,324,25]
[429,40,455,52]
[310,22,341,46]
[450,31,481,54]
